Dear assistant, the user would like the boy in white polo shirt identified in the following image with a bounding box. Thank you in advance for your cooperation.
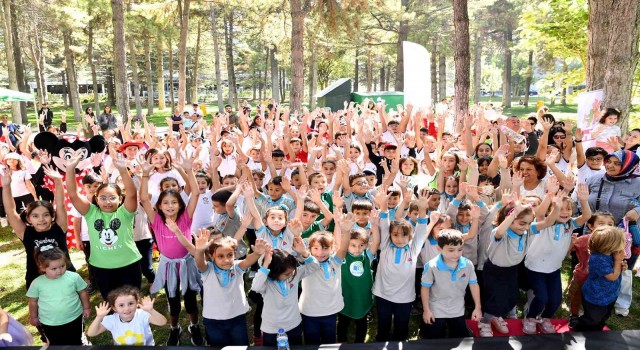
[421,229,482,339]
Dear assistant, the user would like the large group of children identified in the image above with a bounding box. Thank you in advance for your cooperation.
[2,98,640,346]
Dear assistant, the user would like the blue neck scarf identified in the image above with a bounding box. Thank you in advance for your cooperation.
[390,242,410,264]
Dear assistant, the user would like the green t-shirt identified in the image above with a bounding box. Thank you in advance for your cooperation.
[318,191,335,231]
[26,271,86,326]
[340,249,375,319]
[85,204,141,268]
[301,221,325,239]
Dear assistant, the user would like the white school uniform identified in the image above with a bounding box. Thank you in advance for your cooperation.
[299,255,344,316]
[201,261,249,320]
[372,212,428,303]
[525,219,578,273]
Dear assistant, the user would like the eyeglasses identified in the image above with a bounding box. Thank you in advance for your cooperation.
[587,157,604,161]
[353,181,368,186]
[97,195,119,202]
[553,135,566,140]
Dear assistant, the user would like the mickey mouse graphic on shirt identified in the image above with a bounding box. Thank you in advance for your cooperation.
[95,218,122,247]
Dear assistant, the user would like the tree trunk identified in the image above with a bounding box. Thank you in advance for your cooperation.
[144,29,154,115]
[129,34,142,118]
[394,0,410,91]
[271,45,280,103]
[39,33,47,102]
[561,60,568,106]
[385,65,391,91]
[263,46,269,100]
[354,48,359,92]
[586,0,611,91]
[366,50,373,92]
[61,71,68,109]
[2,0,21,123]
[177,0,190,112]
[280,68,286,103]
[88,22,101,114]
[210,6,224,111]
[27,36,44,104]
[502,25,513,108]
[185,51,192,104]
[309,41,318,108]
[63,27,82,121]
[473,31,483,104]
[379,65,386,92]
[10,2,26,122]
[192,21,201,104]
[156,30,166,111]
[111,0,129,122]
[253,67,257,101]
[106,65,115,107]
[431,39,438,102]
[290,0,305,111]
[438,55,446,101]
[224,10,237,107]
[453,0,470,134]
[523,50,533,106]
[603,0,640,131]
[168,37,175,111]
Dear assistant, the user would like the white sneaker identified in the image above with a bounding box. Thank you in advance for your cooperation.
[615,307,629,317]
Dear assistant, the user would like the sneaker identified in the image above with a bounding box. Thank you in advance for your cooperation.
[615,307,629,317]
[491,317,509,334]
[478,321,493,337]
[253,335,263,346]
[538,318,556,334]
[522,317,539,335]
[189,324,205,346]
[568,315,579,330]
[167,325,182,346]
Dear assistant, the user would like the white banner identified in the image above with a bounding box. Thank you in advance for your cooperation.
[576,89,603,149]
[403,41,431,109]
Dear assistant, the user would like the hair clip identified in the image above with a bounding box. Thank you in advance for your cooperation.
[40,245,53,252]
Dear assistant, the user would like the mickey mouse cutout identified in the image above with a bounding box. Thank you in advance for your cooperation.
[95,218,121,246]
[33,132,107,173]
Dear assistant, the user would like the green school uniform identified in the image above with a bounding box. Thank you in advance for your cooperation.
[340,249,375,319]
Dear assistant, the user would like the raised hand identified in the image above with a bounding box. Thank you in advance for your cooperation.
[42,165,62,181]
[289,218,304,237]
[337,212,356,232]
[369,209,380,227]
[66,151,85,171]
[95,301,111,318]
[165,218,181,235]
[546,175,559,195]
[429,210,442,224]
[139,296,155,312]
[576,183,589,201]
[195,228,211,251]
[501,188,513,205]
[511,171,523,188]
[262,245,273,267]
[309,188,322,204]
[470,205,481,219]
[292,236,307,256]
[332,190,344,210]
[545,149,560,165]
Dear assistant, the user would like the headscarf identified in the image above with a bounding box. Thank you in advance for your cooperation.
[604,150,640,181]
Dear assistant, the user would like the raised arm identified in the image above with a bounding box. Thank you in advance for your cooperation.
[139,160,157,222]
[43,167,68,231]
[1,170,26,238]
[66,153,91,215]
[113,156,138,213]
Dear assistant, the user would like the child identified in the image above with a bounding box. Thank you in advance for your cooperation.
[591,108,621,153]
[171,223,268,346]
[299,229,348,345]
[71,173,102,293]
[336,211,381,343]
[139,156,203,346]
[251,236,319,346]
[341,172,376,212]
[87,285,167,345]
[523,186,591,334]
[191,171,215,232]
[2,166,74,289]
[4,152,37,210]
[372,188,429,341]
[576,226,627,331]
[26,247,90,345]
[421,229,482,339]
[478,195,559,337]
[145,148,185,202]
[567,212,616,329]
[67,153,142,302]
[295,186,334,239]
[253,176,296,219]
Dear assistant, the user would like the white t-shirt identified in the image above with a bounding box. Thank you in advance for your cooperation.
[148,169,186,199]
[192,190,215,232]
[201,261,249,320]
[595,124,621,142]
[70,207,89,242]
[101,309,154,346]
[10,169,32,197]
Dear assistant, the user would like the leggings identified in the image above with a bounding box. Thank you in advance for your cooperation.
[337,313,368,343]
[166,285,199,317]
[248,290,264,337]
[92,261,142,300]
[135,239,156,284]
[40,314,84,345]
[81,241,95,285]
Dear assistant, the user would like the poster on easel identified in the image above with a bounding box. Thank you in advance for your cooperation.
[576,89,603,149]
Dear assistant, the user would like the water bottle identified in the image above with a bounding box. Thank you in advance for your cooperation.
[500,125,526,143]
[277,329,289,350]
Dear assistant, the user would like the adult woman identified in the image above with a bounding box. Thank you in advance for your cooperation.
[85,107,95,119]
[97,106,117,131]
[586,150,640,317]
[512,155,548,199]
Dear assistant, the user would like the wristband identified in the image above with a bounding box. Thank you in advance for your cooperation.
[575,140,582,143]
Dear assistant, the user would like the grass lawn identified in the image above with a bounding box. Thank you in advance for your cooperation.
[2,225,639,346]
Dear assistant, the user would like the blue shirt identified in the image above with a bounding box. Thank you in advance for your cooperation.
[582,253,621,306]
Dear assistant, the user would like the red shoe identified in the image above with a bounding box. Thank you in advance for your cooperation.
[253,335,263,346]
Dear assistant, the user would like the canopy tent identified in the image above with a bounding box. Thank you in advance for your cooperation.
[0,88,35,102]
[0,88,37,124]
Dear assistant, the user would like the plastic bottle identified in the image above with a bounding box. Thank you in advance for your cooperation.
[500,125,526,143]
[277,329,289,350]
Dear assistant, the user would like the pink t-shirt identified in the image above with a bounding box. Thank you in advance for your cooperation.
[151,212,193,259]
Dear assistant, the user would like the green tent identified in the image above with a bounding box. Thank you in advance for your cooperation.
[0,88,34,102]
